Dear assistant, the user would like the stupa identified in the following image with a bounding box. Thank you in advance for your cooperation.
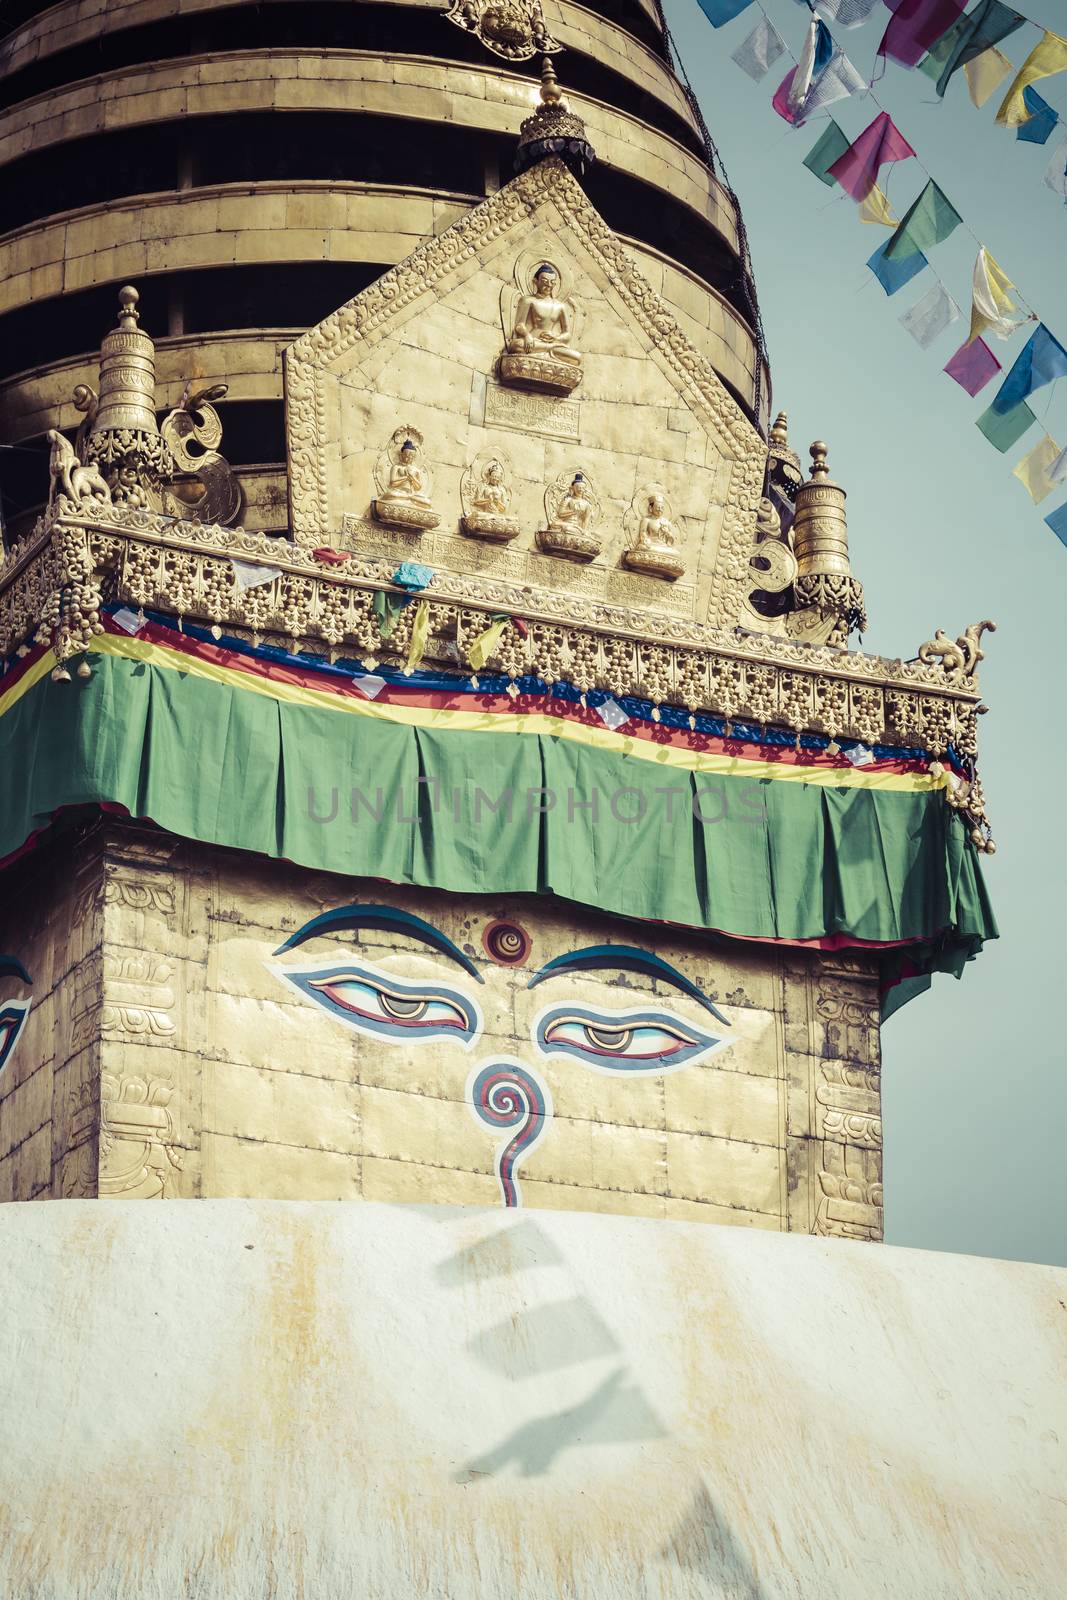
[1,11,1051,1599]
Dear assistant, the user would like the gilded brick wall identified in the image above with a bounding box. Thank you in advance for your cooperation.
[0,823,883,1238]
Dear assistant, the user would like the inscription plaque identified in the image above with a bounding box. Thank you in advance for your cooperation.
[485,383,581,442]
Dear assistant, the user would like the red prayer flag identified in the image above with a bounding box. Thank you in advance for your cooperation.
[312,547,351,565]
[944,337,1002,396]
[879,0,967,69]
[827,111,916,201]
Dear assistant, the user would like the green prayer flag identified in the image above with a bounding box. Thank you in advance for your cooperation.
[803,120,850,186]
[917,16,970,84]
[977,397,1036,452]
[372,589,411,639]
[883,181,963,262]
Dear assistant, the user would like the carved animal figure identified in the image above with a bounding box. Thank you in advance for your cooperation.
[918,620,996,678]
[46,430,111,509]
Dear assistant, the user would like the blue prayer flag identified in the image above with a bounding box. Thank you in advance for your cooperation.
[696,0,755,25]
[1017,86,1059,145]
[1045,501,1067,547]
[991,324,1067,414]
[867,241,929,296]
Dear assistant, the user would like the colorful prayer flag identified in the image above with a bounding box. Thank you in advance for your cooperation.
[868,239,928,295]
[964,46,1015,107]
[828,112,916,200]
[466,616,509,672]
[989,326,1067,424]
[803,120,850,184]
[773,17,830,123]
[919,1,1025,99]
[695,0,755,25]
[405,599,431,673]
[997,30,1067,127]
[990,324,1067,416]
[859,186,899,225]
[731,16,786,82]
[968,248,1024,344]
[879,0,967,70]
[976,398,1036,451]
[1044,137,1067,200]
[944,337,1001,395]
[1012,435,1063,504]
[1017,86,1059,145]
[899,281,961,348]
[1044,502,1067,546]
[883,181,962,262]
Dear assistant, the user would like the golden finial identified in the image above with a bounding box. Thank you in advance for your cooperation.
[809,441,830,479]
[540,55,563,105]
[116,284,140,330]
[770,411,789,447]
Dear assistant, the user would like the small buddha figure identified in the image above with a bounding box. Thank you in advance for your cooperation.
[501,262,583,394]
[623,488,685,579]
[372,431,440,531]
[461,456,520,541]
[537,470,601,561]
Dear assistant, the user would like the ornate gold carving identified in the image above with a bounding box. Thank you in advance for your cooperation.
[0,507,996,838]
[444,0,560,61]
[916,620,996,682]
[461,453,521,541]
[160,383,242,528]
[47,431,111,512]
[623,486,685,580]
[790,442,866,643]
[501,256,583,395]
[515,56,596,176]
[372,428,440,532]
[538,470,601,561]
[284,158,765,633]
[100,1070,182,1198]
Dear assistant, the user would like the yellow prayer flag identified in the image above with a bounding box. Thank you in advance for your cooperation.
[964,47,1013,109]
[996,30,1067,127]
[968,248,1021,346]
[1012,435,1062,505]
[405,599,430,673]
[466,617,508,672]
[858,185,897,226]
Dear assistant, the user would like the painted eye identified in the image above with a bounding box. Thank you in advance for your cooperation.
[273,961,480,1047]
[0,1001,31,1077]
[535,1006,727,1074]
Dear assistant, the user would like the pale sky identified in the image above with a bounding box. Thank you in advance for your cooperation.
[666,0,1067,1265]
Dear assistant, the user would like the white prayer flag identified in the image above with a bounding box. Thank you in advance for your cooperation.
[899,282,961,350]
[596,698,629,731]
[789,17,821,115]
[811,0,883,27]
[800,51,867,121]
[969,248,1026,344]
[1044,137,1067,202]
[731,16,786,82]
[230,559,280,592]
[1047,442,1067,484]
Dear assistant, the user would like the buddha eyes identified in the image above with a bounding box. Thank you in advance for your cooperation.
[534,1006,723,1072]
[275,963,480,1046]
[0,1001,31,1077]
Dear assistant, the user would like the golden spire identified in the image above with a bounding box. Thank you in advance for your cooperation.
[81,284,172,506]
[790,440,867,642]
[515,56,595,177]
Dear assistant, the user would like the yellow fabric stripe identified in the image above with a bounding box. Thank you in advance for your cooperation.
[0,648,60,718]
[39,630,948,793]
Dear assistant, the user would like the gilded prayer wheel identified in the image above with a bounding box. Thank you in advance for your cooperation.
[88,287,161,441]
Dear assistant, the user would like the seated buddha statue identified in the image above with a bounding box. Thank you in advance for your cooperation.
[462,458,520,541]
[537,472,601,561]
[372,436,440,531]
[624,490,685,579]
[501,264,583,394]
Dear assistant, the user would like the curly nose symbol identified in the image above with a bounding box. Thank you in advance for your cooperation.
[467,1059,552,1208]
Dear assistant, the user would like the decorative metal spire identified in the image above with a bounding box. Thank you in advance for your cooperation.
[80,286,172,509]
[790,441,867,643]
[515,57,596,178]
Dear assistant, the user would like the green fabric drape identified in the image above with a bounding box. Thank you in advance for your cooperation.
[0,655,997,989]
